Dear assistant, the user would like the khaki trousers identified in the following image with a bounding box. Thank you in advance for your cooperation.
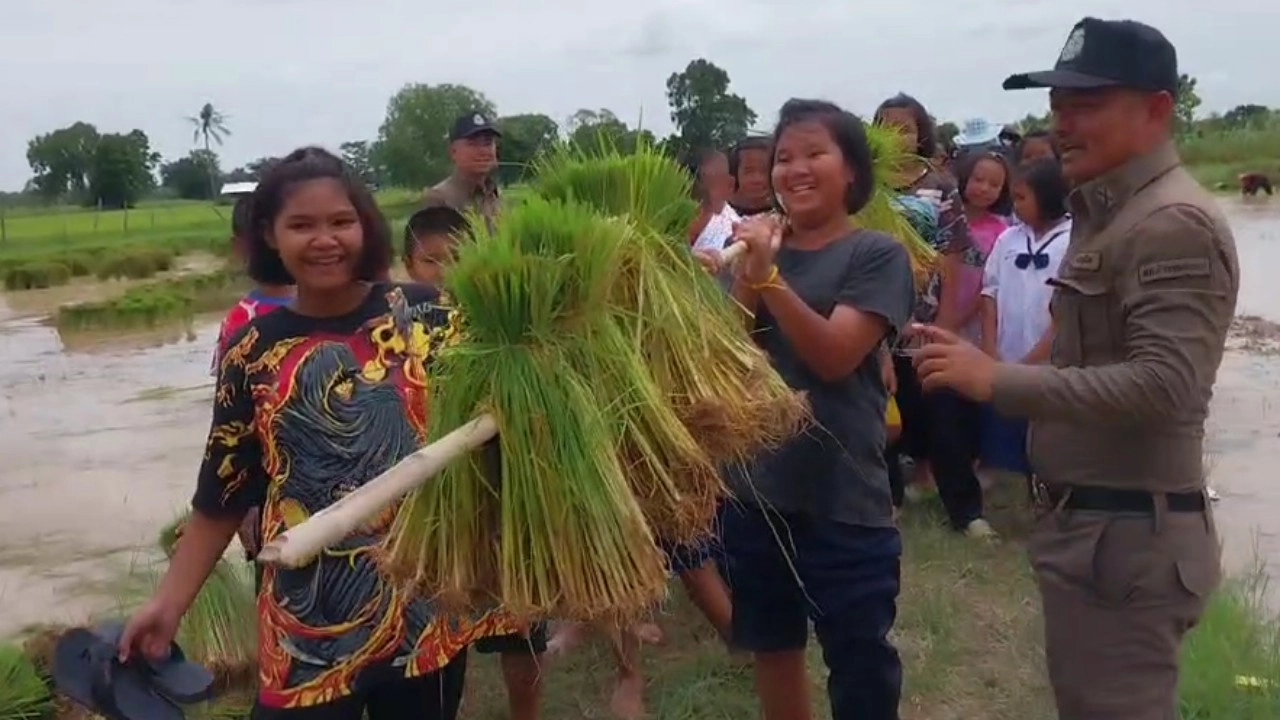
[1027,501,1221,720]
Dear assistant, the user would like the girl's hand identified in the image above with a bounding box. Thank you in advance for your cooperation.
[692,249,723,275]
[118,596,183,662]
[237,507,261,559]
[734,216,783,285]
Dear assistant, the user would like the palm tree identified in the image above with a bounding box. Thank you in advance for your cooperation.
[188,102,231,152]
[187,103,231,199]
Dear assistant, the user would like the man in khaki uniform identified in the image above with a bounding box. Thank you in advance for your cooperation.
[911,17,1239,720]
[422,112,502,227]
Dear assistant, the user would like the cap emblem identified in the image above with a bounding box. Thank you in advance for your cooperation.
[473,114,486,126]
[1059,26,1085,63]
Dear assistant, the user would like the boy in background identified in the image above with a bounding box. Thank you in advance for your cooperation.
[403,206,467,287]
[404,205,548,720]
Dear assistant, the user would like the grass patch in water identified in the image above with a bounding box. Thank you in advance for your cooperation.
[0,643,52,720]
[55,270,246,332]
[0,235,231,292]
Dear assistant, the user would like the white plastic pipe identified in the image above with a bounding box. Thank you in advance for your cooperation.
[256,414,500,569]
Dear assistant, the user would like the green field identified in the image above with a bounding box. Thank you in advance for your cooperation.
[1181,127,1280,189]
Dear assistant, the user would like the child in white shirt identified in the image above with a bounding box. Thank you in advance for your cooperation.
[979,159,1071,475]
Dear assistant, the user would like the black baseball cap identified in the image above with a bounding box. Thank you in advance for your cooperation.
[1003,18,1178,94]
[450,112,501,141]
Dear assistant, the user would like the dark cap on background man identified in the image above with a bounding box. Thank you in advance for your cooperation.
[1003,18,1178,94]
[450,112,502,141]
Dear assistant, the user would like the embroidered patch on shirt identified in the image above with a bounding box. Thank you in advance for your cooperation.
[1070,252,1101,271]
[1137,258,1211,284]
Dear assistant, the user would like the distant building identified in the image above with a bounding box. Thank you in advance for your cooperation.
[219,181,257,198]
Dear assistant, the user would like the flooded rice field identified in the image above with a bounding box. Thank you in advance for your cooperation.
[2,198,1279,638]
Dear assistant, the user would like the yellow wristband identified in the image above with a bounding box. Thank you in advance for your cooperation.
[747,265,783,291]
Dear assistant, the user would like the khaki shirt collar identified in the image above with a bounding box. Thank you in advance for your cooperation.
[1068,141,1181,227]
[448,172,500,201]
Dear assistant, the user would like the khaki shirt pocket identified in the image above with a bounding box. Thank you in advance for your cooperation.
[1049,274,1118,366]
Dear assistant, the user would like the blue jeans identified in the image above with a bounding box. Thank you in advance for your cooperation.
[721,502,902,720]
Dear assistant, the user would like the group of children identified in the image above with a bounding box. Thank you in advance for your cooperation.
[165,96,1076,720]
[873,94,1072,536]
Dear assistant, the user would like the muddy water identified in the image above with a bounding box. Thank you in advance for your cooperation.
[2,203,1279,638]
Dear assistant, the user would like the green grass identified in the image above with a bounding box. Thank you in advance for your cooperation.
[1181,127,1280,189]
[13,499,1279,719]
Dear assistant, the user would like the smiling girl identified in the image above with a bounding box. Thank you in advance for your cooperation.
[723,99,915,720]
[117,147,508,720]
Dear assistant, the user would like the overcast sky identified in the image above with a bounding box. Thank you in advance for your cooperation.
[1,0,1275,191]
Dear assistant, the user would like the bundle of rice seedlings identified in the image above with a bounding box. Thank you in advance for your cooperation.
[176,561,257,692]
[0,644,52,720]
[858,123,941,287]
[153,512,258,692]
[531,138,698,240]
[531,144,809,464]
[383,197,669,621]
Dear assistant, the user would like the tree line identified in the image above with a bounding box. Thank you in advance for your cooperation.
[15,63,1274,210]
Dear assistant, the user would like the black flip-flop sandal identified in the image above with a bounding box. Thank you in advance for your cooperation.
[95,621,217,705]
[53,628,185,720]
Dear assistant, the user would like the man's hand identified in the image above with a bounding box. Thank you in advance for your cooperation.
[910,324,998,402]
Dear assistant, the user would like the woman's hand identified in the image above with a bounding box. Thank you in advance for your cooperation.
[733,215,783,285]
[692,249,723,275]
[117,595,183,662]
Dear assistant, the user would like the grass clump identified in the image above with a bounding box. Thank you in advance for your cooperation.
[3,262,73,291]
[55,270,244,332]
[1180,574,1280,719]
[0,644,52,720]
[94,248,175,281]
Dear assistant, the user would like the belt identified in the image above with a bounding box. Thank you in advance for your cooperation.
[1032,482,1206,514]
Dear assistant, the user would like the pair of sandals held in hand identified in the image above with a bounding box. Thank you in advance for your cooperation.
[53,620,218,720]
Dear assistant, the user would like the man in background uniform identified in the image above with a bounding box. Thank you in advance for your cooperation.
[423,112,502,227]
[909,17,1239,720]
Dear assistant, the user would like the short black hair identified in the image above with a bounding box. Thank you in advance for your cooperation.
[873,93,938,159]
[1014,159,1070,223]
[954,150,1014,217]
[245,146,391,286]
[728,136,771,187]
[770,99,877,215]
[230,194,252,239]
[684,148,726,201]
[1018,130,1060,161]
[403,206,469,258]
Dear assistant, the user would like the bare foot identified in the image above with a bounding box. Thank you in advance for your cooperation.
[545,621,587,658]
[610,672,646,720]
[633,622,663,645]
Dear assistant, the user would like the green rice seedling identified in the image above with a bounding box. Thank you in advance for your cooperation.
[0,644,52,720]
[385,197,670,622]
[532,140,699,241]
[859,123,940,288]
[177,561,257,692]
[531,146,809,465]
[55,270,245,332]
[2,261,72,290]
